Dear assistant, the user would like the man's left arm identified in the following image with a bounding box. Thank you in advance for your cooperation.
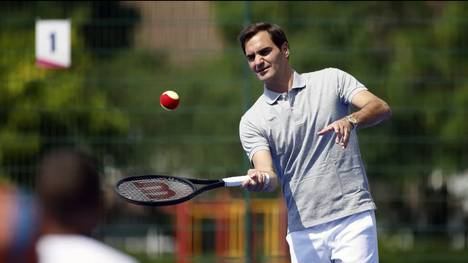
[348,90,392,128]
[318,90,391,148]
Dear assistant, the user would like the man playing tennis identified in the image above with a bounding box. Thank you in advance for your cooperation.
[238,22,391,263]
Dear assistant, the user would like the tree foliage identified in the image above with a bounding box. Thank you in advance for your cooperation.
[0,2,131,183]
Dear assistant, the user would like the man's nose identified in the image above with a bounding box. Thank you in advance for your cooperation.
[254,56,264,67]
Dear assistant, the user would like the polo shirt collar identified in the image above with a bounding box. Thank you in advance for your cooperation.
[263,71,306,105]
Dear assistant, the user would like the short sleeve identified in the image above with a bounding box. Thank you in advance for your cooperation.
[333,68,368,104]
[239,115,270,163]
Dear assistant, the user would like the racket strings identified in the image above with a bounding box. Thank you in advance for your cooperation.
[118,178,194,202]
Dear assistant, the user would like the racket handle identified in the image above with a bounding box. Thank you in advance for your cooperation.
[222,175,250,187]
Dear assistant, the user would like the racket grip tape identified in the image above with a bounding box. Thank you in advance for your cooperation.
[222,175,250,187]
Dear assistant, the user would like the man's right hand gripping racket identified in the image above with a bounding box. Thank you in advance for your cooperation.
[115,175,250,206]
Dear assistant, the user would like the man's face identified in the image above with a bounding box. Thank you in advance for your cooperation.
[244,31,289,83]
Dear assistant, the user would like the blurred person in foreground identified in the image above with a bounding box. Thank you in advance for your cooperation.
[35,148,138,263]
[238,22,391,263]
[0,183,40,263]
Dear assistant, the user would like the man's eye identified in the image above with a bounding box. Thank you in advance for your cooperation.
[259,49,271,56]
[247,55,255,61]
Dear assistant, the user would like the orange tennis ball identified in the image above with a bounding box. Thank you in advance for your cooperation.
[160,90,180,110]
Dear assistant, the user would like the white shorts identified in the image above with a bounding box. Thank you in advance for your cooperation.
[286,210,379,263]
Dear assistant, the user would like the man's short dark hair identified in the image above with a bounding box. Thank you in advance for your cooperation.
[36,148,102,235]
[238,22,288,54]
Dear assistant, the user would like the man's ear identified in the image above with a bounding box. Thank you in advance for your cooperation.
[282,42,290,58]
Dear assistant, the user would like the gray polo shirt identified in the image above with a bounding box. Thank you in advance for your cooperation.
[239,68,376,233]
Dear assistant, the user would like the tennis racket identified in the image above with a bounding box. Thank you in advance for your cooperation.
[115,174,250,206]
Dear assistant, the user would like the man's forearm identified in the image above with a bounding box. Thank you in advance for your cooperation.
[351,98,391,128]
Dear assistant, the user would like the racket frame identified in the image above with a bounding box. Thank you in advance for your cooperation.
[115,174,226,206]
